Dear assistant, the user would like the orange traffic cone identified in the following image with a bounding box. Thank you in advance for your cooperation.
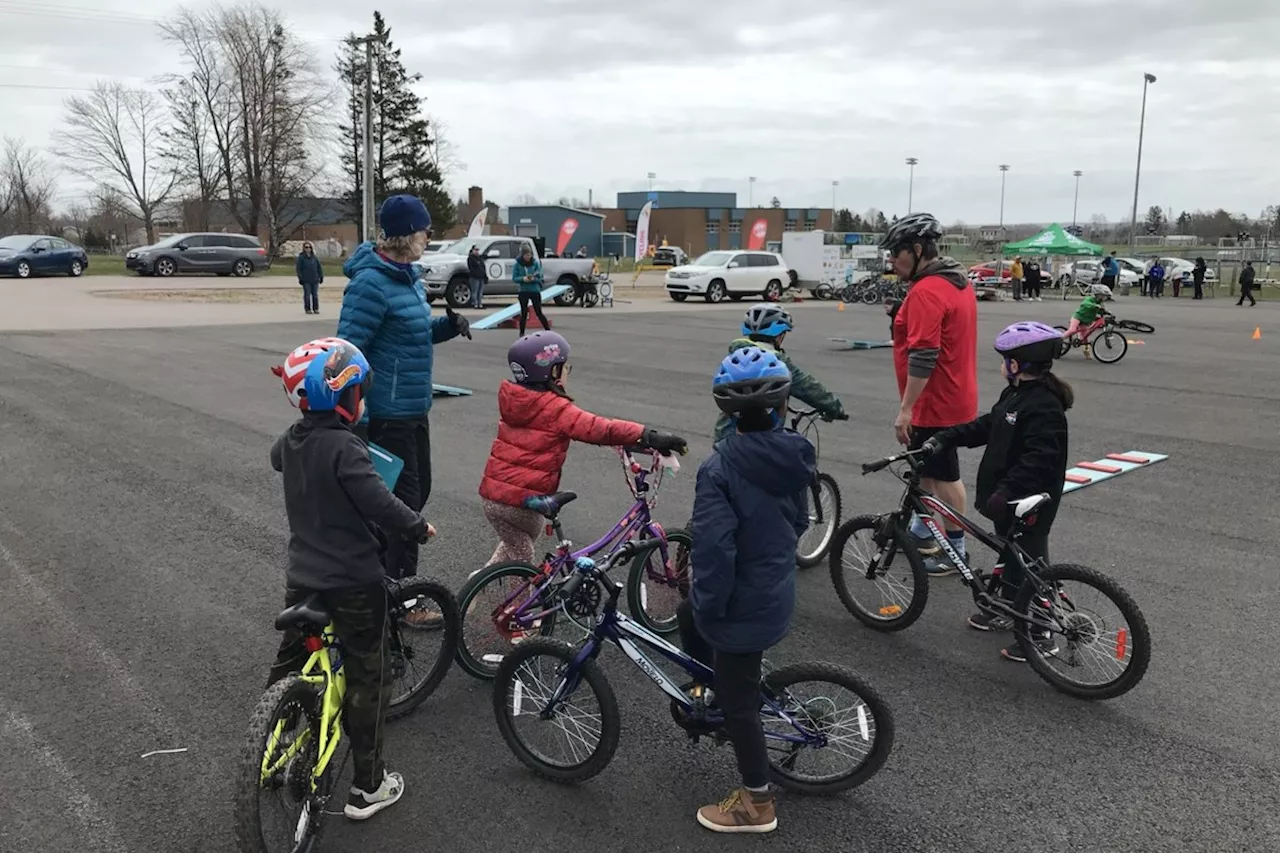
[837,302,845,312]
[1253,326,1261,340]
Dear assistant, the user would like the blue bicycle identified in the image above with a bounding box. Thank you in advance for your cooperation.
[492,540,894,794]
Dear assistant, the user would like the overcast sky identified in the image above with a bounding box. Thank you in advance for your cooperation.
[2,0,1278,225]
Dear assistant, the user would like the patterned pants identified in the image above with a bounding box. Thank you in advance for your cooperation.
[483,499,544,566]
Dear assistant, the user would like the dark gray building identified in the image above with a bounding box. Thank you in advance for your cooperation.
[615,190,737,211]
[505,205,605,256]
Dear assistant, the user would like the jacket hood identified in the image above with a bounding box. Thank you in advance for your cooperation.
[497,380,558,428]
[913,256,969,289]
[342,241,417,285]
[718,429,816,496]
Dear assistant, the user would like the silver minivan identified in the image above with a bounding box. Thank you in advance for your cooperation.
[126,233,271,277]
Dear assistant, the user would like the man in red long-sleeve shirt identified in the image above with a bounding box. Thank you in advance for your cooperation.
[882,214,979,574]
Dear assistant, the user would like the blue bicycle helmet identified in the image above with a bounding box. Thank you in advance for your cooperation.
[742,303,793,338]
[712,346,792,417]
[300,338,371,424]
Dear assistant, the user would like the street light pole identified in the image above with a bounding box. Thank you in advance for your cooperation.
[905,157,918,213]
[353,34,384,243]
[831,179,838,212]
[1072,170,1083,228]
[1129,73,1156,252]
[997,165,1010,279]
[647,171,656,192]
[748,176,756,208]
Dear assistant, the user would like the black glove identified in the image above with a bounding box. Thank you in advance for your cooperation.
[446,308,472,340]
[641,428,688,456]
[919,435,945,457]
[983,492,1011,526]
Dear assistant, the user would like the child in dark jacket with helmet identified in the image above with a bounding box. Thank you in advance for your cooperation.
[267,337,433,822]
[678,346,816,835]
[920,321,1074,663]
[478,331,688,566]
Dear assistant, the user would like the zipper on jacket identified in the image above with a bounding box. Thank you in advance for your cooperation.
[391,359,399,400]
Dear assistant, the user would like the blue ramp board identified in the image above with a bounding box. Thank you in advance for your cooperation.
[1061,450,1168,495]
[432,383,473,397]
[471,285,571,331]
[367,442,404,490]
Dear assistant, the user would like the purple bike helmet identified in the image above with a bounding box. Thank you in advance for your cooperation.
[994,321,1062,370]
[507,331,570,385]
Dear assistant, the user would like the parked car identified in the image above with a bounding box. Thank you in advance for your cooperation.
[125,232,269,277]
[966,261,1053,287]
[665,250,792,303]
[0,234,90,278]
[423,239,454,255]
[1056,259,1140,288]
[1158,257,1217,285]
[652,246,687,267]
[419,235,599,308]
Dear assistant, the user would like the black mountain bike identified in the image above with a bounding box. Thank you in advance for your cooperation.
[791,407,845,568]
[828,448,1150,700]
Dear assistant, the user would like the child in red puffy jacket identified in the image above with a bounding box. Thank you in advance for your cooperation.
[478,331,688,565]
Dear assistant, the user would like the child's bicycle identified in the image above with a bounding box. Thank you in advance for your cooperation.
[455,446,690,680]
[827,448,1151,700]
[1053,312,1154,364]
[233,572,460,853]
[790,406,846,568]
[492,539,894,793]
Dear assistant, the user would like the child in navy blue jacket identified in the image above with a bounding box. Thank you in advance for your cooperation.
[678,346,816,835]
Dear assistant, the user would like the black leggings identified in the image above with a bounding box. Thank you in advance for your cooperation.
[1026,277,1041,299]
[517,291,550,335]
[677,601,770,789]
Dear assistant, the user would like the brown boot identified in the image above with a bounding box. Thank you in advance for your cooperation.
[696,787,777,834]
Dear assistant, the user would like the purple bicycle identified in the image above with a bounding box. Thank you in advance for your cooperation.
[455,446,691,680]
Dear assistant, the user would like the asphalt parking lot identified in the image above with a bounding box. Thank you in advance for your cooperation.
[2,291,1279,853]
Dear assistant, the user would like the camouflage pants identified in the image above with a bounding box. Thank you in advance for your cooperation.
[267,583,391,793]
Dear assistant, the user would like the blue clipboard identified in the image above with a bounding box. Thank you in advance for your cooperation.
[367,442,404,491]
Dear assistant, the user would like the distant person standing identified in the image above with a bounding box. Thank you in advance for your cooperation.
[1238,261,1257,306]
[1147,259,1165,298]
[295,242,324,314]
[1141,257,1155,297]
[1009,256,1024,302]
[1025,257,1043,301]
[1192,257,1207,300]
[466,244,487,309]
[513,244,552,335]
[1101,251,1120,292]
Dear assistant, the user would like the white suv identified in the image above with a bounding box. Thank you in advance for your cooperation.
[665,250,792,303]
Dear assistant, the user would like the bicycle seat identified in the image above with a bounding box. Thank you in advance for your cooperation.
[274,594,331,632]
[1011,493,1052,519]
[522,491,578,519]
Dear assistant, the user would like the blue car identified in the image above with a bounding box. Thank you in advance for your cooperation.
[0,234,90,278]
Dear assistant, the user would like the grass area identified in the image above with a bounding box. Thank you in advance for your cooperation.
[82,256,348,278]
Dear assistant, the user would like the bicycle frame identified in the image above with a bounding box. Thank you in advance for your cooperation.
[260,628,346,792]
[492,448,677,629]
[537,574,828,750]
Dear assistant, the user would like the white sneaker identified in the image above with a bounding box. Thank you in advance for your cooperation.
[344,770,405,820]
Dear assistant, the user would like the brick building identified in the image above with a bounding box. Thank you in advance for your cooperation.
[597,190,833,258]
[447,186,507,239]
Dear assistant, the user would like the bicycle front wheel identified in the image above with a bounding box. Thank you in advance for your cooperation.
[234,676,331,853]
[626,530,691,635]
[1090,328,1128,363]
[762,662,895,794]
[829,515,929,631]
[814,282,834,301]
[1013,563,1152,700]
[797,472,842,568]
[493,638,621,784]
[1116,319,1155,334]
[456,562,559,681]
[387,578,460,720]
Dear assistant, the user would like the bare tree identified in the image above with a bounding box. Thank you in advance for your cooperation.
[424,114,465,177]
[160,79,224,231]
[1,138,57,233]
[56,81,177,244]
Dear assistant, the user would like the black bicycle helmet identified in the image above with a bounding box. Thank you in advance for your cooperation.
[741,303,793,338]
[878,212,943,252]
[712,346,792,415]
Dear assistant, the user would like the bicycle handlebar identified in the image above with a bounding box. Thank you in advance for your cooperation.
[557,540,640,601]
[861,448,927,475]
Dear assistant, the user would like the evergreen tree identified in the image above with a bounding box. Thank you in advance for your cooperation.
[834,208,855,231]
[336,12,456,234]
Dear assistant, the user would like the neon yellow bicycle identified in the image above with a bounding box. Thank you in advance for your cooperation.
[233,576,459,853]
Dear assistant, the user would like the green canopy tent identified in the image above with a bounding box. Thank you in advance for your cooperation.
[1001,224,1104,299]
[1001,223,1102,257]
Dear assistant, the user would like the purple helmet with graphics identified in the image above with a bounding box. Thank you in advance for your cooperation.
[508,331,570,384]
[994,321,1061,364]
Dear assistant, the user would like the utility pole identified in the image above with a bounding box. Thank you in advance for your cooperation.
[1129,73,1157,252]
[905,157,918,213]
[1072,170,1083,228]
[354,33,384,242]
[748,176,756,207]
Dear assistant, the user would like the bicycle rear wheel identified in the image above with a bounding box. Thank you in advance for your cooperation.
[860,284,880,305]
[1013,563,1152,700]
[829,515,929,631]
[1116,319,1155,334]
[1052,325,1072,358]
[456,562,559,681]
[814,282,834,301]
[493,638,621,784]
[797,472,842,568]
[761,662,894,794]
[234,676,332,853]
[1090,328,1128,363]
[386,578,460,720]
[626,530,690,635]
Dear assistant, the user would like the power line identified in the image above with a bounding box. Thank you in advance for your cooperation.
[0,82,95,92]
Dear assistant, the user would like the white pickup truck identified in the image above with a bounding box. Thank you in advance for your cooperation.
[420,236,598,308]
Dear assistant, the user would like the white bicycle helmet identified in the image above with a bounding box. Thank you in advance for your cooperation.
[1090,283,1113,299]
